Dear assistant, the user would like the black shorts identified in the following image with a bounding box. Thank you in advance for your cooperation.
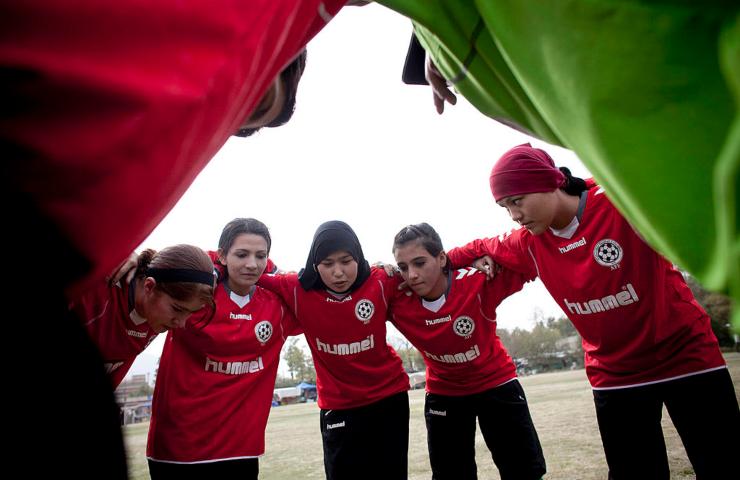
[148,457,258,480]
[593,368,740,480]
[424,380,546,480]
[320,391,409,480]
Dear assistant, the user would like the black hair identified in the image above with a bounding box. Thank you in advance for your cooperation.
[392,223,450,276]
[559,167,587,196]
[392,223,445,257]
[218,218,272,255]
[234,49,308,137]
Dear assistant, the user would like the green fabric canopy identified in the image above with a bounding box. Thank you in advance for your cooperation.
[377,0,740,329]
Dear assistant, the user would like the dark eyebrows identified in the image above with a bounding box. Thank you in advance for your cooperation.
[497,197,519,207]
[232,249,268,256]
[173,302,201,314]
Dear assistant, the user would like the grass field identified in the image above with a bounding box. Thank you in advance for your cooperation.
[124,353,740,479]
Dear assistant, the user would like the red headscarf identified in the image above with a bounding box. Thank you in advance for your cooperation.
[489,143,566,201]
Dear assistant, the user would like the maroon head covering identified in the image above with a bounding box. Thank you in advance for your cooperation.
[489,143,566,201]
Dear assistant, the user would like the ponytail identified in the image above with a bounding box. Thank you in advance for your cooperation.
[135,249,157,277]
[559,167,587,196]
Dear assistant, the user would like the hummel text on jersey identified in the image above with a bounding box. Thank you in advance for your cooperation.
[230,312,252,320]
[558,236,587,254]
[424,344,480,364]
[428,409,447,416]
[564,284,639,315]
[326,421,345,430]
[326,295,353,303]
[126,329,148,338]
[205,356,264,375]
[425,315,452,326]
[104,362,124,374]
[316,335,374,355]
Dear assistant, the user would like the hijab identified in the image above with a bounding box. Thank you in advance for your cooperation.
[297,220,371,292]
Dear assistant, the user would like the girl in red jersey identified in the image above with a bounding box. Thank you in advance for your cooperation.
[70,244,216,388]
[258,220,410,480]
[390,223,546,480]
[447,143,740,480]
[146,218,298,479]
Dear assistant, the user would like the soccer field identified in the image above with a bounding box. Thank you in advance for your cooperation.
[124,353,740,479]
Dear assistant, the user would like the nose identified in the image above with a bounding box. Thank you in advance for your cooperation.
[332,265,344,278]
[508,207,523,222]
[408,266,419,280]
[244,256,257,269]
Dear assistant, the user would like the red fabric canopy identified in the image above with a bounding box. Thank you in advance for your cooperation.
[1,0,345,296]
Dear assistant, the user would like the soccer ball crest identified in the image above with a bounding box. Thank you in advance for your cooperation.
[254,320,273,344]
[355,299,375,324]
[453,316,475,338]
[593,239,623,268]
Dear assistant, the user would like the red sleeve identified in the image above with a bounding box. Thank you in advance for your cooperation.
[257,273,300,311]
[480,268,532,317]
[109,359,135,390]
[265,258,278,274]
[280,303,302,337]
[447,229,536,277]
[2,0,346,297]
[185,305,212,328]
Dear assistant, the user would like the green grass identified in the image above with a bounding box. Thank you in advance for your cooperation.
[124,353,740,479]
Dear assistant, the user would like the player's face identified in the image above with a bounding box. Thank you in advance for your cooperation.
[316,250,358,293]
[239,78,286,129]
[220,233,269,296]
[143,281,205,333]
[497,191,558,235]
[394,241,447,300]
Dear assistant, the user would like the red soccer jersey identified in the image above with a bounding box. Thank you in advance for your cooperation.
[389,267,529,396]
[71,280,158,388]
[259,268,410,410]
[147,283,297,462]
[448,185,725,389]
[2,0,346,297]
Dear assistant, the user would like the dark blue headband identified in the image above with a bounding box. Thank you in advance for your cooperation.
[145,268,215,287]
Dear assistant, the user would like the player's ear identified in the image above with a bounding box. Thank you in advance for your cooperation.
[143,277,157,293]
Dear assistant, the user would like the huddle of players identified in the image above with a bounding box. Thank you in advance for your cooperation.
[74,145,738,479]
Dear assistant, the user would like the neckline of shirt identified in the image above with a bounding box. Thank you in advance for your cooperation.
[549,190,588,239]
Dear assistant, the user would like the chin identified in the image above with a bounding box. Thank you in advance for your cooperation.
[412,287,429,297]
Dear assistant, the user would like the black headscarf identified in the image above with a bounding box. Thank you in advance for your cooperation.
[298,220,371,292]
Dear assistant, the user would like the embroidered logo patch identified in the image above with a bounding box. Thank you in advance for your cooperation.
[593,239,623,268]
[355,299,375,324]
[254,320,273,344]
[452,316,475,338]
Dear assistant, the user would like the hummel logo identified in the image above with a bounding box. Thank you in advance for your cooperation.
[558,236,586,254]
